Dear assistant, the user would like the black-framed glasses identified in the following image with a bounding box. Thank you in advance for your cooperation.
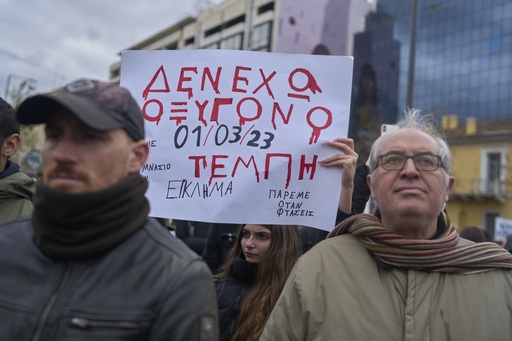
[378,153,442,171]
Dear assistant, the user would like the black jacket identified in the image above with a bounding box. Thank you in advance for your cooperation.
[203,223,239,273]
[0,217,219,340]
[174,219,213,255]
[216,258,258,341]
[336,164,371,225]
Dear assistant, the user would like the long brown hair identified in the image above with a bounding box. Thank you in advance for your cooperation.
[217,224,301,341]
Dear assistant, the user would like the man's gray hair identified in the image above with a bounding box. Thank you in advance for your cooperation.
[368,108,452,186]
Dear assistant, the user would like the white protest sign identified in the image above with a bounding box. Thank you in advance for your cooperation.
[495,217,512,240]
[120,50,353,231]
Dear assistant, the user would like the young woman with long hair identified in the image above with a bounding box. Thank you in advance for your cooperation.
[215,223,300,341]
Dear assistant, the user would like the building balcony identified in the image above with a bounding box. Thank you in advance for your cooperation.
[450,178,510,203]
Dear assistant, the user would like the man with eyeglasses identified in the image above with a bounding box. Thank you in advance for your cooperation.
[260,108,512,341]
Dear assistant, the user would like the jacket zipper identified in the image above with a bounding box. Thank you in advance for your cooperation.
[70,317,139,330]
[230,288,246,335]
[32,264,71,341]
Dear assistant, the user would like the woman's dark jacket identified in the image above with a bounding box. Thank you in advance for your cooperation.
[216,257,258,341]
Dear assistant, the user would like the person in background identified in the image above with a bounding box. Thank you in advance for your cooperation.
[216,223,300,341]
[173,219,213,255]
[460,225,507,248]
[346,160,372,214]
[0,97,35,225]
[0,79,218,340]
[460,225,490,243]
[260,108,512,340]
[202,223,239,273]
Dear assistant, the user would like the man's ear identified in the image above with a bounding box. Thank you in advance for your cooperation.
[367,173,377,200]
[2,134,21,157]
[128,140,149,173]
[444,176,455,202]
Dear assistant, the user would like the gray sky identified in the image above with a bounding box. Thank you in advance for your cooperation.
[0,0,222,101]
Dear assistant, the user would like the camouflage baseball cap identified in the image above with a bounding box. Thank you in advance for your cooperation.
[17,79,144,141]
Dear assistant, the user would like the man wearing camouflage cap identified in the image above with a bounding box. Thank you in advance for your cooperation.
[0,79,219,340]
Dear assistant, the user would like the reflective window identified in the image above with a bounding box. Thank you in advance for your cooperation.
[220,34,243,50]
[490,36,502,53]
[201,41,219,49]
[367,0,512,121]
[251,22,272,51]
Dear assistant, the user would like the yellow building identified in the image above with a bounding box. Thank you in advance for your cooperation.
[443,116,512,238]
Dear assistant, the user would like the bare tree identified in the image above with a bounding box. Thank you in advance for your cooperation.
[8,81,44,176]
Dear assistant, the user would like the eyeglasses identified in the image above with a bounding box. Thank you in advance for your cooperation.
[378,153,442,171]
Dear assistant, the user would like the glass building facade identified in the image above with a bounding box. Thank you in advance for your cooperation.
[359,0,512,122]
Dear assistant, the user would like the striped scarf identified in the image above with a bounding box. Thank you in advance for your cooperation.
[328,211,512,274]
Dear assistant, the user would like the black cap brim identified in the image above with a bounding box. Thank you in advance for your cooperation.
[17,93,124,132]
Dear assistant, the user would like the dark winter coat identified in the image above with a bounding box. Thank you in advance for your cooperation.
[0,217,219,340]
[216,257,258,341]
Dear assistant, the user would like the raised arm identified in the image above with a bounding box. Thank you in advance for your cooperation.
[319,138,358,214]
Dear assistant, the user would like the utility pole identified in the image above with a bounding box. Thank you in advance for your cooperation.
[406,0,419,108]
[244,0,256,50]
